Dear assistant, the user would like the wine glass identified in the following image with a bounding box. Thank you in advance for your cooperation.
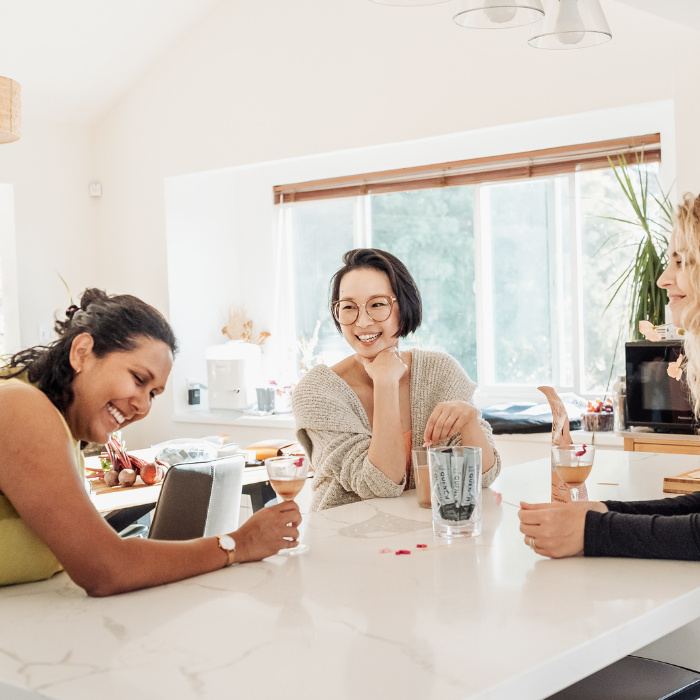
[265,455,310,555]
[551,444,595,502]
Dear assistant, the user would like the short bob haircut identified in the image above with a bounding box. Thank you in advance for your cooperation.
[330,248,422,338]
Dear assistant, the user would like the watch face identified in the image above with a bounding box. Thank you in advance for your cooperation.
[220,535,235,551]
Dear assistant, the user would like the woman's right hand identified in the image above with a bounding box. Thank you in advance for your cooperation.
[358,347,408,386]
[232,500,302,563]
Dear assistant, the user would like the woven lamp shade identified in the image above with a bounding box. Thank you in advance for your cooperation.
[0,77,21,144]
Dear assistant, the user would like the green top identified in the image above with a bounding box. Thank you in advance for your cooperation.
[0,373,85,586]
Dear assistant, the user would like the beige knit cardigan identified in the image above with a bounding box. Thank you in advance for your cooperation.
[293,349,501,511]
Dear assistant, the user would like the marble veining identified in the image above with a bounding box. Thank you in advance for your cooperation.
[338,507,430,538]
[2,451,700,700]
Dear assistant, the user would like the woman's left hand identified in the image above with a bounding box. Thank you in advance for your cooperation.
[518,501,606,558]
[424,401,477,445]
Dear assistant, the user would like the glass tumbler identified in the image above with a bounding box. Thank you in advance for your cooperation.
[428,446,482,538]
[411,448,432,509]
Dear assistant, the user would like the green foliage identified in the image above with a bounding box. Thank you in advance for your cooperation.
[370,187,477,378]
[602,154,672,341]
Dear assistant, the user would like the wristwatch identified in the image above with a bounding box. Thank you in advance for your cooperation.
[217,534,236,567]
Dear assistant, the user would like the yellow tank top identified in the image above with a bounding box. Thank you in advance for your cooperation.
[0,374,85,586]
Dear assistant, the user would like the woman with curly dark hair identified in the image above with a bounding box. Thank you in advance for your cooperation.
[0,289,300,594]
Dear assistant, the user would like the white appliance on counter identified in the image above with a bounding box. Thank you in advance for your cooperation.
[206,341,262,410]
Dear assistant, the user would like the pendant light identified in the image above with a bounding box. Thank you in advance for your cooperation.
[369,0,450,5]
[0,77,20,144]
[528,0,611,49]
[453,0,544,29]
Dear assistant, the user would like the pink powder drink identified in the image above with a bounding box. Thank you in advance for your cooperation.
[538,386,588,503]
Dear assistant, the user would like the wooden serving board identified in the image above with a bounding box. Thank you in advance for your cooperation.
[663,468,700,495]
[89,476,162,514]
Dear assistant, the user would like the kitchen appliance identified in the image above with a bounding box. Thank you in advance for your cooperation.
[625,340,694,433]
[206,341,261,410]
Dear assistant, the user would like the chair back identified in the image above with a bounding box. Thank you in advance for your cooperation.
[148,455,245,540]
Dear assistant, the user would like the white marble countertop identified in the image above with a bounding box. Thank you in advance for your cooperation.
[3,451,700,700]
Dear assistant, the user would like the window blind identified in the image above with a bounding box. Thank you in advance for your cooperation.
[273,133,660,204]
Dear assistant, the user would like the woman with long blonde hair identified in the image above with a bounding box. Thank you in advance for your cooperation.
[519,192,700,560]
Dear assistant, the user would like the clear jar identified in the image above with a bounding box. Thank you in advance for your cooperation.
[613,374,626,432]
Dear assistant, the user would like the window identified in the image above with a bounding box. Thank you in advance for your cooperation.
[371,188,477,378]
[289,199,354,367]
[285,162,659,398]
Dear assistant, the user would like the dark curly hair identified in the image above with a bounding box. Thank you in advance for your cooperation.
[3,288,178,414]
[330,249,422,338]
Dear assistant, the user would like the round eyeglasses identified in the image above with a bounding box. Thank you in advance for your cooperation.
[332,295,397,326]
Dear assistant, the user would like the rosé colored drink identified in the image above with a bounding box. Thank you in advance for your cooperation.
[554,464,592,489]
[270,477,305,502]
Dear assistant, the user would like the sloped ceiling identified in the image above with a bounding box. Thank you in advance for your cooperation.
[0,0,222,125]
[0,0,696,127]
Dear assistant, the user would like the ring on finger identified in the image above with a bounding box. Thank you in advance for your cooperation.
[529,537,535,550]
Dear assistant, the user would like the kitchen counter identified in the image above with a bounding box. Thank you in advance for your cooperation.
[2,450,700,700]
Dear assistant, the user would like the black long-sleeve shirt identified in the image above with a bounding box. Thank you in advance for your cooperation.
[584,492,700,560]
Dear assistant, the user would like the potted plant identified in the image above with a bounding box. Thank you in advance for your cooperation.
[603,154,674,340]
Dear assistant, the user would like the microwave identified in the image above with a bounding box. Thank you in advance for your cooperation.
[625,340,695,433]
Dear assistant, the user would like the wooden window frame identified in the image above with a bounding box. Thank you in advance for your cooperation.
[273,134,660,204]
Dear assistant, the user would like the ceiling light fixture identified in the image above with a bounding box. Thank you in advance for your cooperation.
[528,0,611,49]
[453,0,544,29]
[0,77,21,144]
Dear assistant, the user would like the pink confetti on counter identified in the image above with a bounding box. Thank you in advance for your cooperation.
[395,550,411,555]
[379,548,392,554]
[416,544,427,548]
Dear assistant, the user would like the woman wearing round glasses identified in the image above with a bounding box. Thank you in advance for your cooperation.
[293,248,500,511]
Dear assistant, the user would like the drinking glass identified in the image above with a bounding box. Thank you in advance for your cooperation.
[265,455,310,555]
[428,446,482,538]
[551,445,595,501]
[411,447,432,509]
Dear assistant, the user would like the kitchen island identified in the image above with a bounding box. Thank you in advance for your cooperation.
[2,450,700,700]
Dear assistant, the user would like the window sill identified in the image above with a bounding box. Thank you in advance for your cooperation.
[494,430,624,448]
[172,410,296,430]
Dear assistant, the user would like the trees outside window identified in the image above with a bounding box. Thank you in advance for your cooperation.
[287,164,653,398]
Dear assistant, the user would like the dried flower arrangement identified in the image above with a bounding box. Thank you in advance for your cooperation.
[222,306,270,345]
[297,320,324,375]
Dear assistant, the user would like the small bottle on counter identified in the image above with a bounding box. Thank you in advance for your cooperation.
[613,374,626,433]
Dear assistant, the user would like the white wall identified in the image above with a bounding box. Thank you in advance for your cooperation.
[164,99,675,433]
[0,119,97,352]
[90,0,700,447]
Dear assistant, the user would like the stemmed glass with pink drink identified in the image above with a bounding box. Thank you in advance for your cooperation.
[265,455,310,555]
[551,444,595,502]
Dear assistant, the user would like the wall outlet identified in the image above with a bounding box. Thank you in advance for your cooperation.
[187,377,206,406]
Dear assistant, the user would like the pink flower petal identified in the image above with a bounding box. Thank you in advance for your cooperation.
[395,550,411,555]
[379,548,392,554]
[416,544,427,548]
[639,321,661,342]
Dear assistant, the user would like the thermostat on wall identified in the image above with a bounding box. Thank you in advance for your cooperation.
[89,182,102,197]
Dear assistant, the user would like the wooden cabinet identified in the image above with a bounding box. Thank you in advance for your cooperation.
[623,435,700,456]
